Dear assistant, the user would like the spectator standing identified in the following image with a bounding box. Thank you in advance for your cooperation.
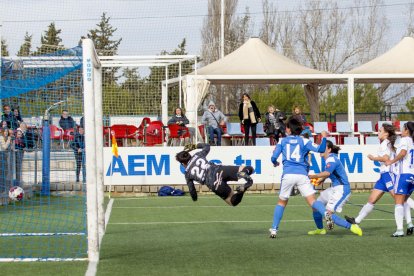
[292,106,307,124]
[71,127,86,183]
[238,93,261,146]
[13,107,23,126]
[265,105,287,144]
[2,104,20,130]
[168,107,195,141]
[201,101,226,146]
[80,116,84,128]
[0,128,11,192]
[59,110,76,130]
[14,128,25,186]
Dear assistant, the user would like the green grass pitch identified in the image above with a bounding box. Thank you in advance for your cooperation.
[1,193,413,275]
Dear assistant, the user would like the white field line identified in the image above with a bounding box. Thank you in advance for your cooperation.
[114,194,378,200]
[85,198,114,276]
[0,258,87,262]
[108,218,394,226]
[112,203,394,209]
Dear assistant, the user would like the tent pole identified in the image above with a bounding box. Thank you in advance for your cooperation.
[347,76,355,136]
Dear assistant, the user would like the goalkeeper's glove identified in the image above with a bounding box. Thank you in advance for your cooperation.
[184,144,197,152]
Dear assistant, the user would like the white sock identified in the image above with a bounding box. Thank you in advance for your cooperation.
[405,203,413,226]
[395,204,404,231]
[355,202,374,224]
[406,197,414,209]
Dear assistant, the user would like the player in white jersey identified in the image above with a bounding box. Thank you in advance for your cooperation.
[269,117,331,238]
[176,143,254,206]
[385,122,414,237]
[345,124,413,234]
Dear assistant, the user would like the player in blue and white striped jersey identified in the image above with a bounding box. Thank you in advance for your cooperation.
[345,124,413,234]
[309,141,362,236]
[385,121,414,237]
[269,117,329,238]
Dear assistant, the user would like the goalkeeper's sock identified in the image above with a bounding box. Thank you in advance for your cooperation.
[230,192,244,206]
[332,214,351,229]
[272,205,285,229]
[355,202,374,224]
[312,210,324,229]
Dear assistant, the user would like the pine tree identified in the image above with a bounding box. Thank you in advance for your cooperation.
[35,22,64,55]
[1,38,9,56]
[17,32,33,56]
[87,12,122,83]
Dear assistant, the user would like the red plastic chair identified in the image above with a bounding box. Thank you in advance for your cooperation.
[49,125,63,149]
[144,121,165,146]
[62,128,75,149]
[167,124,190,146]
[111,124,129,146]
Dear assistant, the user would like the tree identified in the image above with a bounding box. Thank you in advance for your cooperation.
[201,0,252,113]
[87,12,122,84]
[17,32,33,56]
[35,22,64,55]
[319,84,385,115]
[1,38,9,56]
[259,0,387,121]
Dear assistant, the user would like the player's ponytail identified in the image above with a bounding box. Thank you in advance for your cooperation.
[405,121,414,140]
[326,140,341,154]
[176,151,192,165]
[382,123,397,152]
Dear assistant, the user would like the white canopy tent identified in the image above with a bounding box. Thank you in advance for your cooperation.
[345,36,414,130]
[175,38,348,136]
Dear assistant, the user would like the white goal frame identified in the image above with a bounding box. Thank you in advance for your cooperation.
[82,39,198,262]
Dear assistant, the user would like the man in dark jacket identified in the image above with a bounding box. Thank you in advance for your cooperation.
[71,127,85,182]
[59,110,76,130]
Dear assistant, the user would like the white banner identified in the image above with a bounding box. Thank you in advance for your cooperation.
[103,145,382,185]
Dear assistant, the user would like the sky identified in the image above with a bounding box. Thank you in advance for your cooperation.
[2,0,412,56]
[1,0,413,110]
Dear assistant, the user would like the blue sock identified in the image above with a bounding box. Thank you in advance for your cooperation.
[312,211,324,229]
[332,214,351,229]
[272,205,285,229]
[311,201,326,216]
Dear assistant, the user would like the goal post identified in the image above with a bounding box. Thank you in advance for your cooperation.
[82,38,105,262]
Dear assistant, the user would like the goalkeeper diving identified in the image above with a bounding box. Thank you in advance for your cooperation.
[176,143,254,206]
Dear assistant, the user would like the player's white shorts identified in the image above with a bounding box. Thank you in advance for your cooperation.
[279,174,315,200]
[317,185,351,213]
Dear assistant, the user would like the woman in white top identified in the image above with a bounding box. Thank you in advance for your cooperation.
[345,124,413,233]
[385,121,414,237]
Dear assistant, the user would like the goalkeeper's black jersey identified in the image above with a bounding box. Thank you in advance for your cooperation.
[184,144,211,185]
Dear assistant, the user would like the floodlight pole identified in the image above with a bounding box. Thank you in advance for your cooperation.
[41,100,64,195]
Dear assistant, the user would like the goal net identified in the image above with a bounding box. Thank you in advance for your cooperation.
[0,44,90,261]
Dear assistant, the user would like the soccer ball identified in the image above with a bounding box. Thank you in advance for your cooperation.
[311,178,320,186]
[9,186,24,202]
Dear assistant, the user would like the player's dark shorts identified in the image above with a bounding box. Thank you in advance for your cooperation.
[207,165,239,200]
